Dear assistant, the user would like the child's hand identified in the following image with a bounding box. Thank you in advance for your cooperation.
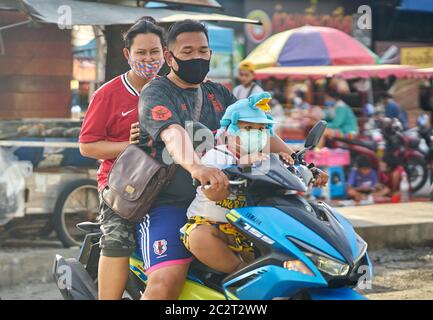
[278,152,295,165]
[312,168,329,187]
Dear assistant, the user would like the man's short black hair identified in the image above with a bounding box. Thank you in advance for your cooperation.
[166,19,209,48]
[357,155,372,169]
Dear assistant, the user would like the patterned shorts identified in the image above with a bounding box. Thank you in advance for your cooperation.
[98,191,136,257]
[180,215,253,253]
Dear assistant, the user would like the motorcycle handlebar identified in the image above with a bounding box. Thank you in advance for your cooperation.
[193,178,248,190]
[192,153,318,189]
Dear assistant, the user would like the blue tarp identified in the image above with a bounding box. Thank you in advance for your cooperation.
[207,24,233,53]
[73,39,97,58]
[400,0,433,13]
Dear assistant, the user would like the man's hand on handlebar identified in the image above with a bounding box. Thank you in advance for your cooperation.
[190,164,229,192]
[191,164,230,202]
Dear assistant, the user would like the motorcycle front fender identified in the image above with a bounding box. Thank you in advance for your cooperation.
[308,287,367,300]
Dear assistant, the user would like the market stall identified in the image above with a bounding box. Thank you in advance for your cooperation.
[242,25,379,69]
[240,26,433,203]
[207,24,235,87]
[254,64,428,80]
[241,26,433,139]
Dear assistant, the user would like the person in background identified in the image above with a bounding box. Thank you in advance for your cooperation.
[293,90,311,110]
[380,93,409,130]
[232,61,264,100]
[317,89,359,148]
[347,155,390,203]
[378,152,405,201]
[263,78,286,121]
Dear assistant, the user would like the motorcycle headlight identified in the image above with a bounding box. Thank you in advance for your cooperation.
[304,252,350,276]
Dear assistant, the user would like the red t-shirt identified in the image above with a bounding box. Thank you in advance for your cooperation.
[79,73,140,191]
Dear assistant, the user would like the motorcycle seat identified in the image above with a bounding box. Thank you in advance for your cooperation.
[77,221,101,233]
[335,137,377,151]
[190,260,225,275]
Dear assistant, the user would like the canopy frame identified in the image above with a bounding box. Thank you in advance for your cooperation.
[254,65,433,81]
[13,0,260,26]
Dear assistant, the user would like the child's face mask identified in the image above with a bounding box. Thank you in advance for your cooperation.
[239,129,268,154]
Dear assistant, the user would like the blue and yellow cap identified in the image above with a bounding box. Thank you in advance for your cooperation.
[217,92,277,137]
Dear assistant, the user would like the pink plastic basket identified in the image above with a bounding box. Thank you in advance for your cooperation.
[305,148,350,167]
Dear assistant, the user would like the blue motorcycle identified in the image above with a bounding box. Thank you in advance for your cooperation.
[53,120,372,300]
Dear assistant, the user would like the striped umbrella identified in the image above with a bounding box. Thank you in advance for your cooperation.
[243,26,380,69]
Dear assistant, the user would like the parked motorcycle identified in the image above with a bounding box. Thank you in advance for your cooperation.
[53,121,372,300]
[413,114,433,187]
[330,117,428,193]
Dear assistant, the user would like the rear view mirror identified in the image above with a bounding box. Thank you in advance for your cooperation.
[304,121,327,149]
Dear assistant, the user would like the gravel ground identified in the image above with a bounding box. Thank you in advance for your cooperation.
[0,282,62,300]
[362,247,433,300]
[1,247,433,300]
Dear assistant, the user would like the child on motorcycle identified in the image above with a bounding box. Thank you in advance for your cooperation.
[180,92,294,274]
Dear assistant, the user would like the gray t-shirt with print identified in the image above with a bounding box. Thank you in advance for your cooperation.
[138,76,237,208]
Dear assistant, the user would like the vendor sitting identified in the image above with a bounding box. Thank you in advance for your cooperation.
[317,89,359,148]
[347,155,390,203]
[378,152,405,201]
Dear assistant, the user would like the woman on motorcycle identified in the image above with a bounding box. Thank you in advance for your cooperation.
[78,17,165,300]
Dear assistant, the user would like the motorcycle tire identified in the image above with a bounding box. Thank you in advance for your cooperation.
[53,179,98,248]
[404,157,428,193]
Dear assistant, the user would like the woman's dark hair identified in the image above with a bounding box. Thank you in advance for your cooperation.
[166,19,208,48]
[123,16,165,49]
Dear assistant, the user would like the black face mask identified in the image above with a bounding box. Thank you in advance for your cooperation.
[170,51,211,85]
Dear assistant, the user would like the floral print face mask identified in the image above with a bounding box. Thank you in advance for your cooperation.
[128,58,162,80]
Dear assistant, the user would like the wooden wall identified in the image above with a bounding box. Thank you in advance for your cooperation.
[0,11,72,119]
